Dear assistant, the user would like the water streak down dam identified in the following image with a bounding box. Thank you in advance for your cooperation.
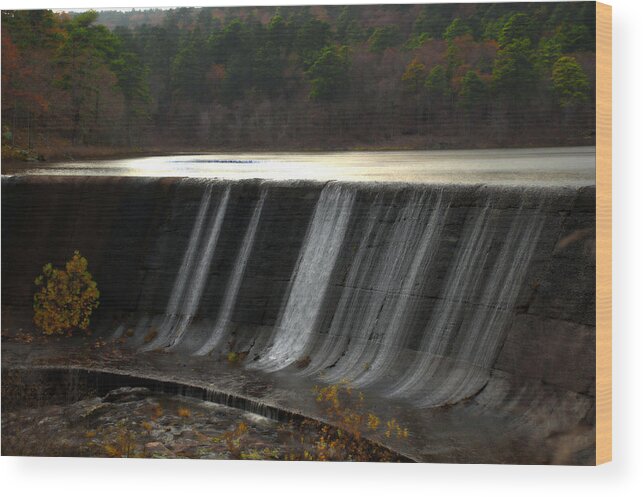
[1,173,596,461]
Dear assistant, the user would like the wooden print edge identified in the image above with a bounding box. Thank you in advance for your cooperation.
[595,1,612,465]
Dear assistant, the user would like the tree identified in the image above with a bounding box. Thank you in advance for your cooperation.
[268,11,292,52]
[305,45,350,101]
[336,6,365,45]
[552,56,590,108]
[425,65,450,102]
[111,48,150,145]
[33,251,100,336]
[535,36,563,72]
[171,30,209,102]
[492,38,538,101]
[444,18,472,41]
[368,26,402,53]
[498,13,537,48]
[253,43,286,97]
[56,10,124,144]
[556,23,594,53]
[413,4,455,40]
[0,4,598,154]
[402,59,427,94]
[459,70,486,111]
[294,17,331,63]
[1,17,55,150]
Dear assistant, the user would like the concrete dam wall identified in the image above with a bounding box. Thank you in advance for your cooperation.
[1,176,595,412]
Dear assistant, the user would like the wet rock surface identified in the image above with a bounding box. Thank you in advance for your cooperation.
[3,389,284,459]
[2,381,405,461]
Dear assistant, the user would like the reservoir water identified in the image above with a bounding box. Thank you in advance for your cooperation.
[2,146,595,186]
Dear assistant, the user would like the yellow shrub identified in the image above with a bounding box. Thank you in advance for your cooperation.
[310,382,410,461]
[33,251,99,335]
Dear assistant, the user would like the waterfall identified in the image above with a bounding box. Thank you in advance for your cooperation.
[143,185,230,350]
[166,186,230,348]
[317,190,444,385]
[252,182,355,372]
[134,180,550,409]
[383,200,495,400]
[167,184,214,318]
[194,189,268,355]
[298,196,384,376]
[350,191,447,388]
[388,197,547,407]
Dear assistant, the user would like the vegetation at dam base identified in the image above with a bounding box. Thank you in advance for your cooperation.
[15,244,409,462]
[1,366,410,462]
[33,251,100,336]
[12,253,411,461]
[1,2,596,161]
[7,236,411,462]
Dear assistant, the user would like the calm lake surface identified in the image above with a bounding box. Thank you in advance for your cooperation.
[2,146,595,186]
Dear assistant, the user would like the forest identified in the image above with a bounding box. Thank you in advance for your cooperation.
[1,2,597,160]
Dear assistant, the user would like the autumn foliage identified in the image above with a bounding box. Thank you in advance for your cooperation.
[2,4,597,156]
[216,381,409,461]
[33,251,100,335]
[302,382,408,461]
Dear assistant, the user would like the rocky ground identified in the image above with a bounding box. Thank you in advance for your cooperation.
[2,386,296,459]
[1,384,405,461]
[1,326,593,464]
[1,327,409,461]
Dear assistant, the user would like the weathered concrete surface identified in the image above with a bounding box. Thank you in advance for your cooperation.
[1,175,596,464]
[1,340,594,464]
[1,176,319,325]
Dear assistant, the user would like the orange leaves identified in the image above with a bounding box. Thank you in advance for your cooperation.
[33,250,100,336]
[367,413,380,431]
[219,421,249,458]
[177,407,191,418]
[311,381,409,460]
[2,32,51,113]
[384,418,408,439]
[1,32,21,82]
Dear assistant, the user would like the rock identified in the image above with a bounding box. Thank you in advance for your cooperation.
[102,387,151,403]
[144,441,175,458]
[171,437,200,454]
[63,397,110,422]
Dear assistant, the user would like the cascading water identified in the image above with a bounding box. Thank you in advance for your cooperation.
[297,196,385,377]
[314,190,446,385]
[383,199,496,398]
[165,184,214,319]
[135,181,550,408]
[387,196,548,407]
[251,182,355,372]
[142,184,230,350]
[194,188,268,355]
[349,191,447,388]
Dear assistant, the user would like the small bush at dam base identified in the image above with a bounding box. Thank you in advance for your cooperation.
[33,251,100,336]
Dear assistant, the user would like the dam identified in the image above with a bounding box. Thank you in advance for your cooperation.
[1,147,596,463]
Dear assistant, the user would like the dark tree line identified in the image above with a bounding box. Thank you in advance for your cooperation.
[2,3,596,159]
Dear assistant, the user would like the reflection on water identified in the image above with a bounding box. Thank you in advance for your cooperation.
[2,146,595,186]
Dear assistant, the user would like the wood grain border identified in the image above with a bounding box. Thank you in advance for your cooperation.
[596,1,612,465]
